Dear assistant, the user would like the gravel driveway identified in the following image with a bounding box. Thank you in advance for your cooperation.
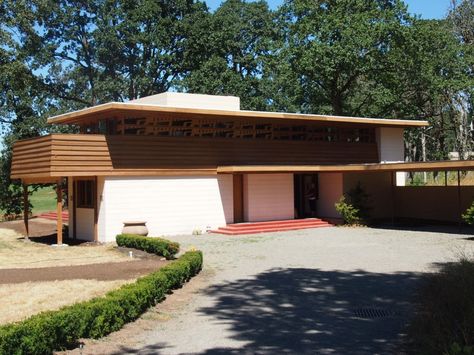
[70,226,474,355]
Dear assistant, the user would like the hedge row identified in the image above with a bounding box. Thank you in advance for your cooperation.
[0,250,203,355]
[116,234,180,259]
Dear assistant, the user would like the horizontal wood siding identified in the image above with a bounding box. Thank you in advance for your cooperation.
[11,133,379,179]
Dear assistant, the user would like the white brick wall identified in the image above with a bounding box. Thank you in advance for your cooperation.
[96,175,233,242]
[376,127,404,162]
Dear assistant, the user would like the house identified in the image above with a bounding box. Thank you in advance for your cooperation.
[10,92,474,243]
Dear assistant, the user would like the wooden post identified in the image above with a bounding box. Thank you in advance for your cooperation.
[93,176,98,243]
[56,179,63,245]
[458,170,462,232]
[72,178,77,240]
[391,172,396,226]
[23,183,29,240]
[445,171,448,186]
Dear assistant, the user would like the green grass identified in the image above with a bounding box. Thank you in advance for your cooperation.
[0,186,57,221]
[30,186,56,215]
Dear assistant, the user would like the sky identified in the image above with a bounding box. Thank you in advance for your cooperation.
[204,0,452,19]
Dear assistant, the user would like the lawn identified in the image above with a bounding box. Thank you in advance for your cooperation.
[0,186,57,220]
[30,185,57,215]
[0,227,136,325]
[0,228,128,269]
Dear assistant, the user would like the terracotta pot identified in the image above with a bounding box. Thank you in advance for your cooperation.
[122,221,148,236]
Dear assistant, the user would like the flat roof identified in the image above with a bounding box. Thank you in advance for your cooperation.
[217,160,474,173]
[47,102,429,128]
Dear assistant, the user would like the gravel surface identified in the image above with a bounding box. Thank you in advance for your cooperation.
[70,226,474,355]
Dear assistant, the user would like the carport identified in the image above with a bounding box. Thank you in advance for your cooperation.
[218,160,474,225]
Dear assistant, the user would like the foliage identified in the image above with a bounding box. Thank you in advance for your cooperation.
[116,234,180,259]
[335,183,371,224]
[408,257,474,355]
[335,195,360,225]
[182,0,277,111]
[0,250,203,355]
[274,0,413,116]
[0,0,473,211]
[462,201,474,225]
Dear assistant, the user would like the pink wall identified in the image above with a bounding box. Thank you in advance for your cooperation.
[244,174,294,222]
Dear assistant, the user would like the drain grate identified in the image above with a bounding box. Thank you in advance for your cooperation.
[353,308,396,319]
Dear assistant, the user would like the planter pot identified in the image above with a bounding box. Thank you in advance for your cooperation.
[122,221,149,236]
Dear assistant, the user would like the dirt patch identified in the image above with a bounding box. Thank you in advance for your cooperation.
[0,217,59,238]
[0,258,168,284]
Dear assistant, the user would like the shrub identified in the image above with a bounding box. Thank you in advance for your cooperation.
[462,202,474,225]
[408,257,474,354]
[116,234,179,259]
[335,196,360,225]
[0,251,203,354]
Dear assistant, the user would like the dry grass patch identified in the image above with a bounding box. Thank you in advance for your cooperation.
[0,279,133,325]
[0,228,129,269]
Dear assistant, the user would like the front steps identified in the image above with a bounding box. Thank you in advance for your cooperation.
[38,211,69,222]
[210,218,333,235]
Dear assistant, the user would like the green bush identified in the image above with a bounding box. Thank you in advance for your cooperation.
[462,202,474,225]
[0,251,203,355]
[335,196,361,225]
[116,234,179,259]
[408,257,474,354]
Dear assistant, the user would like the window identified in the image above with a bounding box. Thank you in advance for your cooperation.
[76,180,94,208]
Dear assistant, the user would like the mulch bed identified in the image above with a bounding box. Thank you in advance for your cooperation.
[0,258,168,284]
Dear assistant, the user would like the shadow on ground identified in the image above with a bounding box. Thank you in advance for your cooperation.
[372,221,474,236]
[122,268,421,355]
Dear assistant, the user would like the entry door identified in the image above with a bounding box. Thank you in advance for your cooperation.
[294,174,319,218]
[233,174,244,223]
[74,179,96,241]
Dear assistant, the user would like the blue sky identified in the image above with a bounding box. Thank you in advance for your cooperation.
[204,0,451,19]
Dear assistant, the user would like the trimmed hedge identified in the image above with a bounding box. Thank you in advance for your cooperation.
[0,251,203,355]
[116,234,180,259]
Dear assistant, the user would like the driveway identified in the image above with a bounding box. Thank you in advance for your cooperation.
[68,226,474,355]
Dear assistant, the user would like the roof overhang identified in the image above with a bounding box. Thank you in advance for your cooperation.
[47,102,429,128]
[217,160,474,174]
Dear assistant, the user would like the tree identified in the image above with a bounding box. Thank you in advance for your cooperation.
[6,0,209,108]
[274,0,413,116]
[0,11,48,215]
[182,0,277,110]
[0,0,210,214]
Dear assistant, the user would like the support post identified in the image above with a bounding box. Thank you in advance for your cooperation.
[72,178,77,240]
[93,176,98,243]
[458,170,462,232]
[445,171,448,186]
[391,172,396,226]
[23,183,29,240]
[56,179,63,245]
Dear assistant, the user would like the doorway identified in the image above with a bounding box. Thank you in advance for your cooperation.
[73,178,97,241]
[294,174,319,218]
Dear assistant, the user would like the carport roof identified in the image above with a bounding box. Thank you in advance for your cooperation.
[217,160,474,173]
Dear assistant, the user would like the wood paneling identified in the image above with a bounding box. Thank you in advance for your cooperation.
[11,133,379,180]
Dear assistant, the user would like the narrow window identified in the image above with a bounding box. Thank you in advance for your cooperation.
[76,180,94,208]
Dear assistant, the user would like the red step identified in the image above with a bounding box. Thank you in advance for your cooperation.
[220,219,328,231]
[221,218,326,229]
[210,218,333,235]
[38,211,69,222]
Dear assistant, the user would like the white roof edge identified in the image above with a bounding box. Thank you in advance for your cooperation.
[47,101,428,126]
